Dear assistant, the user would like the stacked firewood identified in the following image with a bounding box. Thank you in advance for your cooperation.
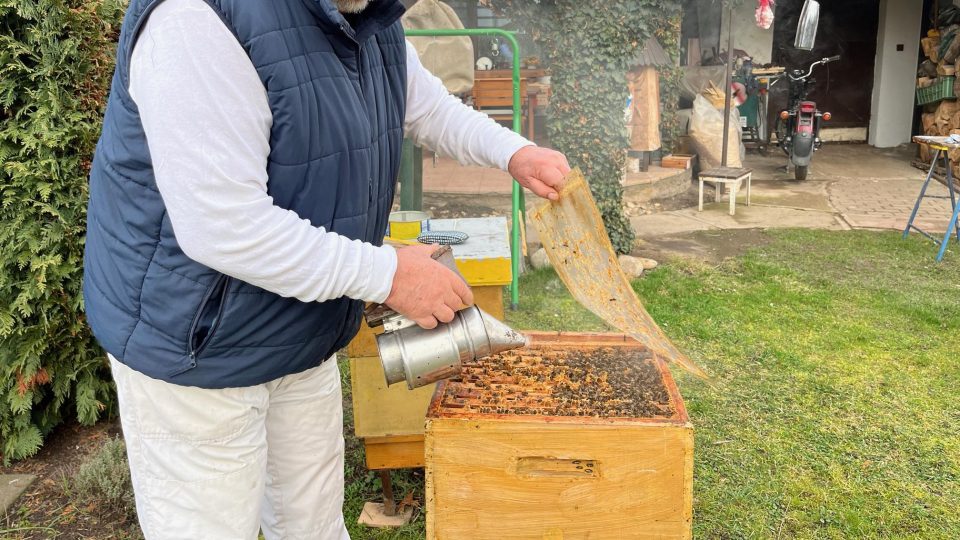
[918,11,960,166]
[919,8,960,91]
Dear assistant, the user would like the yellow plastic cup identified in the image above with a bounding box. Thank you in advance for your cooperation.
[387,211,430,240]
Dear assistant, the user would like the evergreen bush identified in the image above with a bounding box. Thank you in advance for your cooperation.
[0,0,124,463]
[483,0,681,254]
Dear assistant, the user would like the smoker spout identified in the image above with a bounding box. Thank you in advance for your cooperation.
[480,308,529,355]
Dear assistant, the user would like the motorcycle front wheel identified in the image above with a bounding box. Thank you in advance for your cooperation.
[794,165,808,181]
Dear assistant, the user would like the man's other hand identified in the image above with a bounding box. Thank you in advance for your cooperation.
[508,146,571,201]
[385,244,474,329]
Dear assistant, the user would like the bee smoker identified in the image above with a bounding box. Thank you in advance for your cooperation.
[364,246,527,390]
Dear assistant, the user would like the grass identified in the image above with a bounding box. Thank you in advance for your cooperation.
[341,357,426,539]
[8,228,952,539]
[344,228,960,538]
[500,229,960,539]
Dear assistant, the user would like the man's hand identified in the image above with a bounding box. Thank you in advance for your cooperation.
[508,145,571,201]
[385,244,474,329]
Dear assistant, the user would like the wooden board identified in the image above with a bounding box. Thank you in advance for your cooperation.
[347,318,381,358]
[426,421,693,539]
[430,217,512,287]
[364,435,426,470]
[350,356,437,440]
[472,286,504,320]
[424,335,693,539]
[661,154,694,170]
[474,69,548,79]
[627,66,661,152]
[472,78,529,108]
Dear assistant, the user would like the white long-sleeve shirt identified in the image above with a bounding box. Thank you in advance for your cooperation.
[130,0,531,305]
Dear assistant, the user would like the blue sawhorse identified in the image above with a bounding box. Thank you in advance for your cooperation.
[903,143,960,261]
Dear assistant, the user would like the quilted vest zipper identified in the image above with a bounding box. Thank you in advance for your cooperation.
[188,274,231,363]
[356,46,364,95]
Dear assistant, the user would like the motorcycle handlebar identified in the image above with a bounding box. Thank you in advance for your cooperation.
[791,55,841,81]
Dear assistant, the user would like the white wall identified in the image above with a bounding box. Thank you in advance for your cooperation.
[869,0,923,148]
[718,2,775,64]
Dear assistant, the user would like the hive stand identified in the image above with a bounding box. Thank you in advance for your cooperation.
[348,217,512,523]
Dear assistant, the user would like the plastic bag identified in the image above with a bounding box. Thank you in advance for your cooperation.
[689,95,743,169]
[756,0,774,30]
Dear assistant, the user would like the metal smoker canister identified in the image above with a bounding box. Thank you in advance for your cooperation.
[377,306,527,389]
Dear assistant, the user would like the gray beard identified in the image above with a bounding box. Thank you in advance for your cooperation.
[336,0,371,13]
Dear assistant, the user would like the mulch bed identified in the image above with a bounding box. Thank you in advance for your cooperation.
[1,418,142,540]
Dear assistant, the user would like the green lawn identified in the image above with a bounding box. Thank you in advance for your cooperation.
[342,229,960,539]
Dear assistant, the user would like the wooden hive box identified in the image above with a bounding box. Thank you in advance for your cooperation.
[349,217,512,470]
[425,332,693,540]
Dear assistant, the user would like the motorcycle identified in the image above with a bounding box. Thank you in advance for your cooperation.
[774,55,839,181]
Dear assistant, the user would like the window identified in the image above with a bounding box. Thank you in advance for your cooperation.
[477,6,510,28]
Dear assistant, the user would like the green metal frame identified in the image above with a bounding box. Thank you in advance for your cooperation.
[399,139,423,211]
[404,28,525,310]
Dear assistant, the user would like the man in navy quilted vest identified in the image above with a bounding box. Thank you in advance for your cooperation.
[83,0,569,537]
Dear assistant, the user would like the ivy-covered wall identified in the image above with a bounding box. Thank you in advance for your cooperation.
[656,14,684,154]
[0,0,124,463]
[483,0,681,254]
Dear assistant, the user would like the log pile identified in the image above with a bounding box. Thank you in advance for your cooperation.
[917,10,960,167]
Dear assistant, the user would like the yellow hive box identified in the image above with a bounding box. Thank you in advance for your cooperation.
[348,217,512,470]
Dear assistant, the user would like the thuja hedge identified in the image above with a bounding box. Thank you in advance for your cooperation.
[0,0,124,463]
[483,0,681,254]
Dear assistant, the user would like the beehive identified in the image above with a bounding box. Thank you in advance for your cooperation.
[425,333,693,540]
[349,217,512,470]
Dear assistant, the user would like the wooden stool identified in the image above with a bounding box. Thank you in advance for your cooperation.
[699,166,752,216]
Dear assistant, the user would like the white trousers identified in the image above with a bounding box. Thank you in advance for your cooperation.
[110,355,351,540]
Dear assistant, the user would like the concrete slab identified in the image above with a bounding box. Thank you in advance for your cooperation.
[631,211,716,237]
[747,144,920,182]
[421,144,955,258]
[623,167,692,203]
[632,203,843,239]
[745,180,834,213]
[0,474,35,513]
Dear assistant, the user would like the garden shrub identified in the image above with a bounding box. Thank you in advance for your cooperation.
[0,0,124,463]
[72,436,137,519]
[483,0,682,253]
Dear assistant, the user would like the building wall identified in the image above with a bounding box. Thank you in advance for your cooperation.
[719,2,774,64]
[869,0,923,148]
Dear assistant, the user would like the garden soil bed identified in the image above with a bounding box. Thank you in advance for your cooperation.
[0,418,142,540]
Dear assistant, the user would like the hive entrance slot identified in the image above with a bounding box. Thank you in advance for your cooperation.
[515,457,599,478]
